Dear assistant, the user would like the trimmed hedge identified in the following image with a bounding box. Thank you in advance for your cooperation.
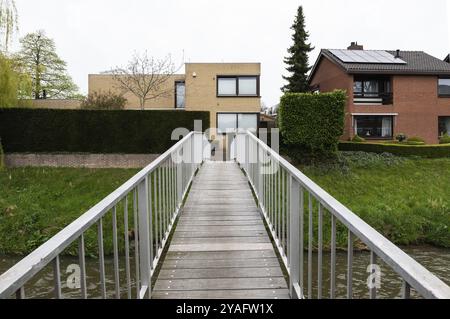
[278,91,346,160]
[339,142,450,158]
[0,108,210,154]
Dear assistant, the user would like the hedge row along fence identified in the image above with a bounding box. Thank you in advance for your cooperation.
[339,142,450,158]
[278,90,346,161]
[0,108,210,154]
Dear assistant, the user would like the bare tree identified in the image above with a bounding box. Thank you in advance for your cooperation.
[110,51,180,110]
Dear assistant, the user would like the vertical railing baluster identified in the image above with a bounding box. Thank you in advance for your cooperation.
[331,214,336,299]
[97,218,106,299]
[112,207,120,299]
[318,203,323,299]
[308,193,313,299]
[402,280,411,299]
[53,255,62,299]
[299,186,304,296]
[133,189,140,299]
[15,287,25,299]
[277,166,281,246]
[124,197,131,299]
[347,230,354,299]
[158,167,163,240]
[138,178,151,299]
[289,176,300,298]
[79,233,87,299]
[370,251,377,299]
[281,169,285,256]
[154,171,161,250]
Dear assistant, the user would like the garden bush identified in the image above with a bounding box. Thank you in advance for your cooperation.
[440,133,450,144]
[81,91,127,110]
[278,90,346,162]
[339,142,450,158]
[0,108,210,154]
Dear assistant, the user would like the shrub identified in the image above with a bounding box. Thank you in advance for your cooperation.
[81,91,127,110]
[278,90,346,162]
[0,108,210,154]
[405,136,425,145]
[440,133,450,144]
[339,142,450,158]
[351,135,365,143]
[396,133,407,142]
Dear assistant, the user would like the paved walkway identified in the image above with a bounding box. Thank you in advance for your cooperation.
[153,161,289,299]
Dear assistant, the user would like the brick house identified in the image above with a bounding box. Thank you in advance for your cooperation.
[308,43,450,144]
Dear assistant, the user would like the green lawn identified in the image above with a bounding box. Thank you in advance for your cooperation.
[0,167,138,255]
[298,153,450,248]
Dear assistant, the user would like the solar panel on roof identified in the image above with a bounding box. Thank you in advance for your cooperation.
[329,49,407,64]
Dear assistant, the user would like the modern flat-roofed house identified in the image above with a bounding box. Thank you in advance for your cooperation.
[89,63,261,135]
[308,42,450,144]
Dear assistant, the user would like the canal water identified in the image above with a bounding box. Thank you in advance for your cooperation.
[1,246,449,299]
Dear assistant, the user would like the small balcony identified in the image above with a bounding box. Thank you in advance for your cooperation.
[353,76,393,105]
[353,92,393,105]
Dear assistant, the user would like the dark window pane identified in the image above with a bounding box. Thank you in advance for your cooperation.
[438,78,450,95]
[176,82,185,108]
[355,116,392,138]
[439,117,450,135]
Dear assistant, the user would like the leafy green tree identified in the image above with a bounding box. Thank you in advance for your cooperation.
[17,30,79,99]
[282,6,314,93]
[0,53,32,107]
[0,0,18,53]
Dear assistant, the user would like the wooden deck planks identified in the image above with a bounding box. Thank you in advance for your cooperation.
[152,161,289,299]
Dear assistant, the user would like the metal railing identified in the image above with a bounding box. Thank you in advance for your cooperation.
[0,132,209,299]
[235,130,450,299]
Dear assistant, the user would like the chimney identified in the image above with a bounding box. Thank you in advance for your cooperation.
[347,42,364,50]
[395,50,401,58]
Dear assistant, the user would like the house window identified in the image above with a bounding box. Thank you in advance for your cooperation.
[217,113,258,134]
[217,76,259,97]
[353,76,392,104]
[438,78,450,96]
[438,117,450,136]
[175,81,185,109]
[354,116,393,138]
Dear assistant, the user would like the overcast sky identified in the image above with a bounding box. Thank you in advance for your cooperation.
[12,0,450,106]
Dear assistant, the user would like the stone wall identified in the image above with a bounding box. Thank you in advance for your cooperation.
[5,153,160,169]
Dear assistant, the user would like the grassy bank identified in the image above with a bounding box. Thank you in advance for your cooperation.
[0,167,138,255]
[299,152,450,248]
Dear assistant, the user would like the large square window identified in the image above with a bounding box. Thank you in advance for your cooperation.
[238,77,258,96]
[217,78,237,96]
[438,78,450,96]
[354,116,393,138]
[217,113,258,134]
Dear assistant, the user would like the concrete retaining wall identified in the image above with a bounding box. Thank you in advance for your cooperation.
[5,153,160,169]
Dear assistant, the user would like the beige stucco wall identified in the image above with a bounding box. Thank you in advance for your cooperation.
[88,74,186,109]
[185,63,261,130]
[88,63,261,131]
[19,99,82,109]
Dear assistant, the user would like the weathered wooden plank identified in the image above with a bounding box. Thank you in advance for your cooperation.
[152,289,290,299]
[154,277,287,291]
[169,243,274,252]
[171,237,270,245]
[179,216,261,221]
[164,250,276,260]
[173,231,267,238]
[158,267,284,279]
[175,225,266,232]
[162,257,281,269]
[177,220,264,226]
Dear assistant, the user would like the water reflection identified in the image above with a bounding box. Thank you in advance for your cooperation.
[1,246,449,299]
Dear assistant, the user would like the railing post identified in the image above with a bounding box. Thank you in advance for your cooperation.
[289,177,301,299]
[137,178,151,299]
[257,143,263,203]
[177,146,183,206]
